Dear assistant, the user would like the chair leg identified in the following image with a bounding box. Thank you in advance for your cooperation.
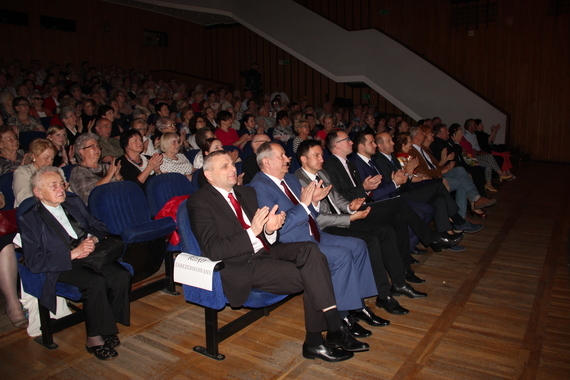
[162,251,180,295]
[33,300,58,350]
[193,307,225,360]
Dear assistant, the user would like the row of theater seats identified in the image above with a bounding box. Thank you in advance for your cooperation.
[13,172,284,360]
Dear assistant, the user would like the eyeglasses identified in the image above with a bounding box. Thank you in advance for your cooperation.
[335,137,350,144]
[81,144,101,150]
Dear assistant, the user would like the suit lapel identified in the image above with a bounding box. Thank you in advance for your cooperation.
[205,184,244,229]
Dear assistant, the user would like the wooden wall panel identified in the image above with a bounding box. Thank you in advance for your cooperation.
[294,0,570,162]
[0,0,205,76]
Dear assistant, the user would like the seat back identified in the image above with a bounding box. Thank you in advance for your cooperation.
[61,164,77,182]
[0,172,14,210]
[184,149,201,164]
[19,131,47,152]
[145,173,194,217]
[88,181,151,234]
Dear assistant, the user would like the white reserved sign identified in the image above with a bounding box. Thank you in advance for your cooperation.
[173,253,221,291]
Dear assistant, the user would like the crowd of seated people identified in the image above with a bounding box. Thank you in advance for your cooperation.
[0,58,516,363]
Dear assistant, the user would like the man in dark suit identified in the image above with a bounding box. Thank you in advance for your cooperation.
[242,133,271,184]
[295,140,427,317]
[187,150,362,362]
[374,132,482,234]
[20,166,131,360]
[249,142,384,341]
[322,130,464,257]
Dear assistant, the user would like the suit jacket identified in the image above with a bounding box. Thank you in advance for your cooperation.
[374,152,416,193]
[294,168,352,228]
[408,146,443,179]
[249,172,320,243]
[322,154,369,202]
[19,195,110,312]
[187,184,273,307]
[349,154,396,201]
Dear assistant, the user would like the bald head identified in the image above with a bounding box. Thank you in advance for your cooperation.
[375,132,395,155]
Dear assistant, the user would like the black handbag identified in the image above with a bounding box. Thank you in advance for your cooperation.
[38,204,124,270]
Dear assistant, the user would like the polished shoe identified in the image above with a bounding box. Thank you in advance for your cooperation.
[431,232,464,252]
[409,257,420,265]
[326,325,370,352]
[376,296,409,315]
[343,316,372,337]
[445,244,466,252]
[5,309,28,329]
[302,342,354,362]
[350,306,390,327]
[103,334,121,348]
[391,283,428,299]
[473,197,497,209]
[411,247,428,255]
[86,344,118,360]
[453,221,483,234]
[405,270,426,283]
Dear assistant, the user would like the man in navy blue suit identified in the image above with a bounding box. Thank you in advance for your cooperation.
[250,142,384,342]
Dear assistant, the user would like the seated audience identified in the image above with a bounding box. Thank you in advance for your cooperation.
[29,93,53,118]
[13,138,57,206]
[159,132,194,180]
[19,166,131,360]
[0,125,28,174]
[69,133,122,204]
[291,118,313,153]
[94,118,124,162]
[474,119,515,179]
[7,96,44,133]
[118,129,162,188]
[272,110,294,142]
[242,133,271,184]
[59,106,82,146]
[215,110,250,148]
[46,125,74,167]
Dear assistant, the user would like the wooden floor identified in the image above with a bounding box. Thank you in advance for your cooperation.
[0,161,569,379]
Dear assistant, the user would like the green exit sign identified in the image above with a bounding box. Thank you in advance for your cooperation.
[362,94,371,100]
[278,59,291,65]
[379,9,389,15]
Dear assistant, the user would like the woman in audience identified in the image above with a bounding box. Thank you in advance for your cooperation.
[272,110,295,142]
[47,125,74,167]
[135,91,155,117]
[202,106,217,130]
[60,106,83,146]
[13,138,57,206]
[238,114,262,137]
[19,166,131,360]
[0,91,16,122]
[117,129,162,188]
[315,114,335,145]
[159,132,194,180]
[187,116,209,150]
[113,90,132,116]
[214,110,250,148]
[474,119,515,179]
[0,125,28,174]
[191,128,216,169]
[80,99,97,128]
[7,97,44,133]
[29,93,53,118]
[69,133,122,204]
[291,118,313,153]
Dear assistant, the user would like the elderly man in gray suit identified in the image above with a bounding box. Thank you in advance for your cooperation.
[294,140,428,320]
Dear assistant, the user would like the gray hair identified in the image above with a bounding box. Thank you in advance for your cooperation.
[59,106,75,120]
[30,166,66,190]
[156,116,172,131]
[74,133,100,163]
[256,141,279,168]
[409,126,421,140]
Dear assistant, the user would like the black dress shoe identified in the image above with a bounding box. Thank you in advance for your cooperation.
[409,257,420,265]
[103,334,120,348]
[431,232,464,252]
[326,325,370,352]
[376,296,409,315]
[302,342,354,362]
[86,344,118,360]
[350,306,390,327]
[343,315,372,337]
[391,283,428,299]
[412,247,428,255]
[405,270,426,283]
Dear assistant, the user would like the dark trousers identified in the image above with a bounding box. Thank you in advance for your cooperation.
[250,241,336,333]
[363,197,438,269]
[57,260,132,337]
[403,180,459,232]
[324,224,406,298]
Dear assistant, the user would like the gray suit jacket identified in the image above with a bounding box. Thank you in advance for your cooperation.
[294,167,352,229]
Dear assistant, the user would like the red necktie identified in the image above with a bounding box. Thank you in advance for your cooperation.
[280,180,321,243]
[228,193,270,251]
